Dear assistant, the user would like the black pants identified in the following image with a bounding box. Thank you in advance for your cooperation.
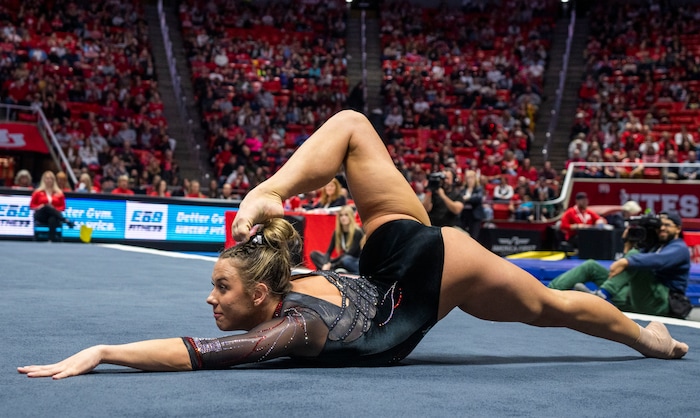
[34,206,65,241]
[461,211,483,243]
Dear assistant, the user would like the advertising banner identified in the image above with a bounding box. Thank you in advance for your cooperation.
[0,123,50,153]
[166,204,228,242]
[0,195,33,236]
[125,202,168,240]
[0,193,233,244]
[480,229,541,257]
[62,199,125,240]
[571,181,700,218]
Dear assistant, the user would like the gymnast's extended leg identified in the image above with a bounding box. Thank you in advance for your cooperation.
[438,227,688,359]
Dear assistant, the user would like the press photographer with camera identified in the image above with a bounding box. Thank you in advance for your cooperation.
[548,211,691,318]
[421,168,464,227]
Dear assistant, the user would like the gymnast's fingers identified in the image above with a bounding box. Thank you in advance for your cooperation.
[231,216,253,243]
[17,364,62,378]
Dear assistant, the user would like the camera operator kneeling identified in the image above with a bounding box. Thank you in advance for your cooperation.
[548,211,692,318]
[421,168,463,228]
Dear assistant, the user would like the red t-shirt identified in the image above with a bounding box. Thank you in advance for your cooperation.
[111,187,135,195]
[560,206,602,240]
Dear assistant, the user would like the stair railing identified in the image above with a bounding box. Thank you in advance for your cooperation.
[541,9,576,163]
[157,0,206,180]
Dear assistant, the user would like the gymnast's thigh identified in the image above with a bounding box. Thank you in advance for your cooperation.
[438,227,558,323]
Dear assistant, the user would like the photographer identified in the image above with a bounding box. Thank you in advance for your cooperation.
[421,168,463,227]
[548,212,691,318]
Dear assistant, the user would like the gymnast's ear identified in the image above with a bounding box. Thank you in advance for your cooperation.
[252,282,270,306]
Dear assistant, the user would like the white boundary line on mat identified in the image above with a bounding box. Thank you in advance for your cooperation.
[625,312,700,329]
[98,244,218,262]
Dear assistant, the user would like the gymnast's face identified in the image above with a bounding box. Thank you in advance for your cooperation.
[207,259,258,331]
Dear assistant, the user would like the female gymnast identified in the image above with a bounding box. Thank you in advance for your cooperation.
[18,110,687,380]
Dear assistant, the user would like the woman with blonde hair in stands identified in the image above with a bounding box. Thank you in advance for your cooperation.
[460,170,485,241]
[75,172,97,193]
[311,177,346,209]
[310,205,365,274]
[30,171,75,241]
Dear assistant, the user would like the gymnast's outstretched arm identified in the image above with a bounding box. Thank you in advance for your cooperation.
[18,308,328,379]
[17,339,192,379]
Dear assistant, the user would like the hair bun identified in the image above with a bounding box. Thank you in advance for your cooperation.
[261,219,302,260]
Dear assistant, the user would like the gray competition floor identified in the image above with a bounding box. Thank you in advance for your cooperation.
[2,241,700,418]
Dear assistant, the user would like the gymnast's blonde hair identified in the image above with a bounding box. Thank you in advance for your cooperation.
[219,218,302,296]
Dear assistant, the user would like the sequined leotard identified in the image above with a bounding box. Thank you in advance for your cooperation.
[183,219,443,368]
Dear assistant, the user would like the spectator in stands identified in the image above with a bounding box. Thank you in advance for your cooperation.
[678,150,700,180]
[207,179,220,199]
[568,133,589,159]
[118,142,141,175]
[549,211,690,319]
[219,183,237,200]
[559,192,607,247]
[147,179,169,198]
[511,191,535,222]
[55,171,71,192]
[310,205,365,274]
[112,175,135,196]
[570,112,590,140]
[538,160,558,181]
[103,155,128,184]
[565,149,586,177]
[78,138,100,170]
[384,105,404,129]
[310,178,346,210]
[674,125,695,147]
[225,165,250,190]
[533,177,557,220]
[459,170,485,242]
[75,173,98,194]
[186,180,206,198]
[492,175,515,203]
[422,167,463,227]
[161,149,179,185]
[480,155,503,183]
[500,150,519,176]
[30,171,75,242]
[517,158,539,184]
[12,169,33,190]
[606,200,642,230]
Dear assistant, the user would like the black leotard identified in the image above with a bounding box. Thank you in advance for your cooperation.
[183,220,444,368]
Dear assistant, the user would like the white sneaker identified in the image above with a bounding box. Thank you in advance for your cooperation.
[573,283,594,293]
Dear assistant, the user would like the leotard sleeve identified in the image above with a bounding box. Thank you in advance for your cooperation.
[182,306,329,370]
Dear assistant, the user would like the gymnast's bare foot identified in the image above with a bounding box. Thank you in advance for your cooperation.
[632,321,689,359]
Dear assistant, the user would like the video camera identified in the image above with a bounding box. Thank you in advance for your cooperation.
[626,213,662,251]
[427,172,446,192]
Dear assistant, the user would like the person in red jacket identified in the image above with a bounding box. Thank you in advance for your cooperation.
[560,192,607,246]
[111,175,135,195]
[30,171,75,241]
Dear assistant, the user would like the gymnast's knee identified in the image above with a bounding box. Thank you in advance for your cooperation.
[525,289,576,328]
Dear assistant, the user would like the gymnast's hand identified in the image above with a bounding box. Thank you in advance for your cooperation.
[231,186,285,242]
[18,346,102,379]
